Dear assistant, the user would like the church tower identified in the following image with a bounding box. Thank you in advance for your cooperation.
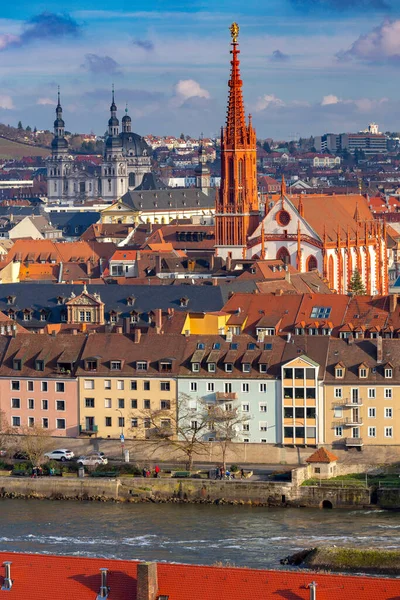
[47,88,72,201]
[195,135,211,194]
[101,86,128,200]
[215,23,259,259]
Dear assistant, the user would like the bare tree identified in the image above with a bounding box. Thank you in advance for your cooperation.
[0,410,12,456]
[208,402,249,471]
[17,425,53,467]
[131,393,211,470]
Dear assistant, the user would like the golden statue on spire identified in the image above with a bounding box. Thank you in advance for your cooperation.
[230,22,239,43]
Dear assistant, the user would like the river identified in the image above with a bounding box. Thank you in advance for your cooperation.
[0,499,400,568]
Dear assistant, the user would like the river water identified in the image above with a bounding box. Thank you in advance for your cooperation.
[1,499,400,569]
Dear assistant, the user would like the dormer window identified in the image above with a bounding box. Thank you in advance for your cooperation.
[13,359,21,371]
[208,363,216,373]
[110,360,122,371]
[192,362,200,373]
[259,363,267,373]
[35,359,44,372]
[8,310,15,320]
[85,359,98,371]
[385,368,393,379]
[57,296,64,305]
[130,311,139,324]
[242,363,251,373]
[359,367,368,378]
[137,361,147,372]
[159,360,172,372]
[127,296,135,306]
[23,310,32,322]
[6,295,15,305]
[225,363,233,373]
[180,297,189,307]
[335,367,344,379]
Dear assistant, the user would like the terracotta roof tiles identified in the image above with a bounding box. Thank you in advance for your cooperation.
[306,447,339,463]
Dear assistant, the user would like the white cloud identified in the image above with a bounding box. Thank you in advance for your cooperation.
[0,33,19,50]
[37,97,56,106]
[321,94,340,106]
[339,19,400,62]
[0,95,14,109]
[255,94,285,112]
[174,79,210,101]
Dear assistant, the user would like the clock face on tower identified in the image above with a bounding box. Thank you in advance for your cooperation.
[276,210,291,227]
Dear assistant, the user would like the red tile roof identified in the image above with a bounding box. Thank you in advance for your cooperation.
[1,552,399,600]
[306,447,339,463]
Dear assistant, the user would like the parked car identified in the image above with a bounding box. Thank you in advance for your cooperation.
[77,453,108,467]
[44,449,74,462]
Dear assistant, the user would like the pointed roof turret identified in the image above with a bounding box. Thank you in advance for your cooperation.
[225,22,247,146]
[51,86,68,152]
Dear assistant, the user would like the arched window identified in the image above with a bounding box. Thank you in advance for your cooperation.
[129,173,136,187]
[276,247,290,264]
[307,255,318,271]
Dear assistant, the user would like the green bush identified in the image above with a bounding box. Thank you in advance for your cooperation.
[230,464,239,473]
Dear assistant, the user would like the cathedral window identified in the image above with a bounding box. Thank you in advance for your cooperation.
[276,210,291,227]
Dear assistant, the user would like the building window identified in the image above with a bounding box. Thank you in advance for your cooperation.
[85,398,95,408]
[118,417,125,428]
[143,381,150,391]
[359,368,367,378]
[28,417,34,428]
[243,438,250,443]
[41,382,48,392]
[160,382,170,391]
[56,419,66,430]
[334,407,343,418]
[84,380,95,389]
[118,399,125,409]
[11,398,20,409]
[224,383,232,394]
[368,388,376,399]
[42,418,49,429]
[137,361,147,371]
[144,400,151,409]
[104,380,111,389]
[144,418,151,429]
[335,368,343,379]
[259,422,268,431]
[192,363,200,373]
[117,380,124,390]
[311,306,332,319]
[130,380,137,390]
[12,416,20,427]
[131,419,138,428]
[242,423,250,432]
[259,364,268,373]
[259,404,267,413]
[56,382,65,393]
[161,400,170,410]
[242,363,251,373]
[385,368,393,379]
[334,426,343,437]
[104,398,112,408]
[56,400,65,411]
[42,400,48,410]
[242,383,249,393]
[27,381,34,391]
[242,404,250,412]
[190,382,197,392]
[105,417,112,427]
[225,363,233,373]
[368,427,376,437]
[385,408,393,418]
[385,427,393,438]
[368,407,376,418]
[11,381,20,391]
[28,399,34,410]
[208,363,216,373]
[207,382,214,392]
[334,388,342,398]
[111,361,122,371]
[385,389,393,399]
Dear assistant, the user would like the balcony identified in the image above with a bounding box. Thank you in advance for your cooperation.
[215,392,238,401]
[79,425,98,436]
[345,437,364,447]
[334,417,363,427]
[333,398,363,408]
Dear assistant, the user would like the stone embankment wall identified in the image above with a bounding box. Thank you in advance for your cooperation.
[0,476,372,508]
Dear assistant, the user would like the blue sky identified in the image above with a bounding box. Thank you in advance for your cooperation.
[1,0,400,138]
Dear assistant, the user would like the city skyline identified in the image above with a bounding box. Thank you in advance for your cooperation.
[1,1,400,137]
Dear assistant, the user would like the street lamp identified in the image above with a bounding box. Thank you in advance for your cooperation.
[116,409,125,459]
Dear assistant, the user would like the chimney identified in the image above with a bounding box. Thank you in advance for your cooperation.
[226,254,232,272]
[96,568,109,600]
[155,254,162,274]
[308,581,317,600]
[390,293,398,313]
[86,260,92,277]
[2,562,12,591]
[155,308,162,332]
[51,330,57,337]
[137,562,158,600]
[123,316,130,335]
[347,334,353,345]
[377,335,383,363]
[212,277,218,286]
[72,328,78,335]
[134,328,141,344]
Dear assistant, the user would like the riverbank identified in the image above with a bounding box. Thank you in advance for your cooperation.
[0,475,375,508]
[282,547,400,576]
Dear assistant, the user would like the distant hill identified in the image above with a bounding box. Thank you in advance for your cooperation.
[0,137,51,159]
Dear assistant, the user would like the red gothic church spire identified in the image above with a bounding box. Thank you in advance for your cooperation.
[215,23,259,257]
